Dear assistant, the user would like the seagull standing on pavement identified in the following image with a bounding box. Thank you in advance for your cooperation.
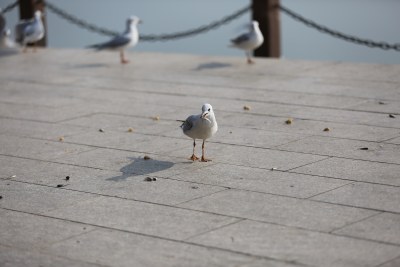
[180,103,218,162]
[87,16,141,64]
[230,21,264,64]
[0,10,14,48]
[15,10,44,52]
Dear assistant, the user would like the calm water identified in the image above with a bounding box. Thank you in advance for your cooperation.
[2,0,400,64]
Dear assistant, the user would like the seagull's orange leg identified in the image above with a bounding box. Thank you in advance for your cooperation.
[201,140,211,162]
[189,140,199,161]
[120,50,129,64]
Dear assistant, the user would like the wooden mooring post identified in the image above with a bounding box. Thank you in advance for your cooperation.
[18,0,47,46]
[252,0,280,58]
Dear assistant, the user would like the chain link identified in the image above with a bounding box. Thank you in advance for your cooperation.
[45,1,250,41]
[278,4,400,52]
[1,0,18,14]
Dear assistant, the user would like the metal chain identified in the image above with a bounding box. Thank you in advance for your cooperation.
[0,0,18,14]
[45,1,250,41]
[278,4,400,51]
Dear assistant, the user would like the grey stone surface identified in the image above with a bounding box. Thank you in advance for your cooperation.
[333,212,400,245]
[0,245,103,267]
[170,142,327,170]
[173,163,350,198]
[312,182,400,213]
[276,135,400,164]
[188,220,400,267]
[44,196,239,240]
[1,49,400,266]
[178,189,377,232]
[0,210,95,250]
[46,228,293,267]
[291,157,400,186]
[379,256,400,267]
[0,180,99,214]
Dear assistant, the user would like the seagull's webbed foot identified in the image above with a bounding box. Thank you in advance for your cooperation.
[200,156,211,162]
[189,154,199,161]
[247,58,255,64]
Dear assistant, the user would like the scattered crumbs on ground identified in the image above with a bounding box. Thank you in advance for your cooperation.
[58,136,64,142]
[0,196,3,199]
[229,131,233,134]
[144,177,153,182]
[127,127,134,132]
[65,176,70,181]
[10,175,16,178]
[378,101,385,105]
[389,114,396,118]
[191,186,199,189]
[243,105,251,111]
[56,184,64,188]
[151,116,160,121]
[285,118,293,125]
[323,128,330,132]
[271,167,277,171]
[98,128,105,132]
[152,177,157,181]
[144,155,151,160]
[359,147,369,150]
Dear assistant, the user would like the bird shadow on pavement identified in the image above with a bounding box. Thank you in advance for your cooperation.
[106,157,174,182]
[193,62,232,71]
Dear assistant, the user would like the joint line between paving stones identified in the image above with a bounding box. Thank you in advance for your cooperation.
[285,156,332,172]
[0,207,302,266]
[375,255,400,267]
[174,187,231,206]
[306,182,357,200]
[329,211,384,234]
[182,218,246,241]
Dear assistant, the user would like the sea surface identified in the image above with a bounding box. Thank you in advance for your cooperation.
[2,0,400,64]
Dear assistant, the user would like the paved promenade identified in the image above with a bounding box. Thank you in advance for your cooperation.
[0,48,400,267]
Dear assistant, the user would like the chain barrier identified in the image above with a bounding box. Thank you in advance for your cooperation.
[45,1,251,41]
[3,0,399,51]
[278,4,400,51]
[0,0,18,14]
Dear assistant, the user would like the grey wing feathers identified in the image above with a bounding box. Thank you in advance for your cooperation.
[180,115,196,132]
[231,33,250,45]
[88,35,130,50]
[15,20,33,43]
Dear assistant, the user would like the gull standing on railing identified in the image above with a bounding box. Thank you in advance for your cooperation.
[87,16,141,64]
[230,21,264,64]
[179,104,218,162]
[15,10,44,52]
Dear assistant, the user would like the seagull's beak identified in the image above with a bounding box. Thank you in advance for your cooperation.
[201,111,209,119]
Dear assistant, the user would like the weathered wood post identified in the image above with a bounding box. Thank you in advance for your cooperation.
[252,0,280,57]
[18,0,47,46]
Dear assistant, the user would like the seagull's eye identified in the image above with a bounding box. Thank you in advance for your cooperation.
[208,108,211,111]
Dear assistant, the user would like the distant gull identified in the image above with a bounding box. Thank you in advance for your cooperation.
[180,103,218,162]
[15,10,45,52]
[230,20,264,64]
[0,10,14,48]
[87,16,141,64]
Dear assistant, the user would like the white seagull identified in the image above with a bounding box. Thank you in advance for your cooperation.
[230,20,264,64]
[0,10,14,48]
[180,103,218,162]
[88,16,141,64]
[15,10,44,52]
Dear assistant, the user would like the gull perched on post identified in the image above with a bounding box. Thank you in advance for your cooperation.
[180,104,218,162]
[15,10,44,52]
[87,16,141,64]
[230,20,264,64]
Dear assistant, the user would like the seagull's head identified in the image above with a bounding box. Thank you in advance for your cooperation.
[250,20,259,30]
[34,10,42,18]
[201,103,214,120]
[128,16,142,25]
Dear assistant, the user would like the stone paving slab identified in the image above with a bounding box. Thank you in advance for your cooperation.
[188,220,400,267]
[172,163,349,199]
[311,182,400,213]
[44,196,239,241]
[1,49,400,266]
[276,135,400,164]
[333,212,400,245]
[178,189,377,232]
[291,157,400,186]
